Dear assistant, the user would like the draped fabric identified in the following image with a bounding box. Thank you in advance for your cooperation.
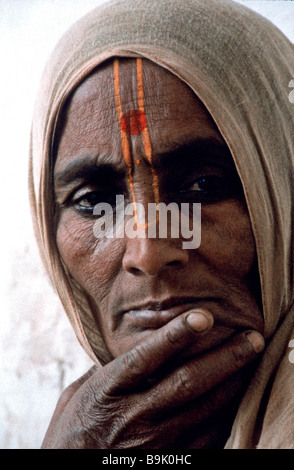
[29,0,294,448]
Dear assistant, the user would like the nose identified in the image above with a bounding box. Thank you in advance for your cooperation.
[122,236,189,276]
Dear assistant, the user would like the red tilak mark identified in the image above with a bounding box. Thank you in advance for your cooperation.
[121,109,147,135]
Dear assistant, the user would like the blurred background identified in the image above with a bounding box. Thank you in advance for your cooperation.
[0,0,293,449]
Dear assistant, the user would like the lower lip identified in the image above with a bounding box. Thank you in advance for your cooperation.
[126,302,208,328]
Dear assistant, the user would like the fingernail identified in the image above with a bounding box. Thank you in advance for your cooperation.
[246,331,265,353]
[186,310,211,332]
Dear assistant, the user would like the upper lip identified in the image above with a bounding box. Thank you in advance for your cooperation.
[121,296,216,328]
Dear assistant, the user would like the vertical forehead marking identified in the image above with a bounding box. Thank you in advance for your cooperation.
[113,59,137,220]
[113,59,132,170]
[136,58,160,207]
[113,58,160,229]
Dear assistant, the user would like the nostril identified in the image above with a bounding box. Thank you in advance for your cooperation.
[122,238,189,276]
[127,266,145,276]
[167,260,182,268]
[127,259,183,276]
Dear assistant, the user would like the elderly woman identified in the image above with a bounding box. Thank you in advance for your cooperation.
[29,0,294,449]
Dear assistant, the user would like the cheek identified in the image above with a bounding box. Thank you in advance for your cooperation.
[199,201,256,277]
[56,211,124,296]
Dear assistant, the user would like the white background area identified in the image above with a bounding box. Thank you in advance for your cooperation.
[0,0,293,449]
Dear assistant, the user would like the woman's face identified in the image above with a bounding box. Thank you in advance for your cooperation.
[54,59,263,360]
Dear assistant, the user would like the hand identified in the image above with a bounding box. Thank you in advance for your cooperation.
[41,309,264,449]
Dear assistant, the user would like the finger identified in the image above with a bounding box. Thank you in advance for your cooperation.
[103,308,214,393]
[147,329,264,412]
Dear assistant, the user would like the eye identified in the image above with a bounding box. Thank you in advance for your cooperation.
[72,188,117,215]
[189,175,224,194]
[183,175,240,203]
[75,191,101,212]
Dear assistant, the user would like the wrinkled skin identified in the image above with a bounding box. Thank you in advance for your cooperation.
[44,59,264,448]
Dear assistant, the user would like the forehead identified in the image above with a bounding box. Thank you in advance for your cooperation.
[55,58,225,170]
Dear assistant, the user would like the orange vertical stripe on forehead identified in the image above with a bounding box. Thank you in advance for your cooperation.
[113,59,138,219]
[113,59,132,169]
[136,58,160,206]
[113,58,160,231]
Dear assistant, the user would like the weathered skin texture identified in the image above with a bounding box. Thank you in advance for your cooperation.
[44,59,264,449]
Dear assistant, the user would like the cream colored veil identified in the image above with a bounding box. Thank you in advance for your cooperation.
[29,0,294,448]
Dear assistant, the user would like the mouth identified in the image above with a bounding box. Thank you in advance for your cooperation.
[122,296,217,329]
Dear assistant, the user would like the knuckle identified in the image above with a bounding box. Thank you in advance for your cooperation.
[121,347,146,376]
[164,321,185,345]
[173,367,194,398]
[95,372,122,401]
[230,340,249,367]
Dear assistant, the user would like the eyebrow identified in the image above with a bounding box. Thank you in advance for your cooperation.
[54,137,233,188]
[152,137,233,173]
[54,156,125,189]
